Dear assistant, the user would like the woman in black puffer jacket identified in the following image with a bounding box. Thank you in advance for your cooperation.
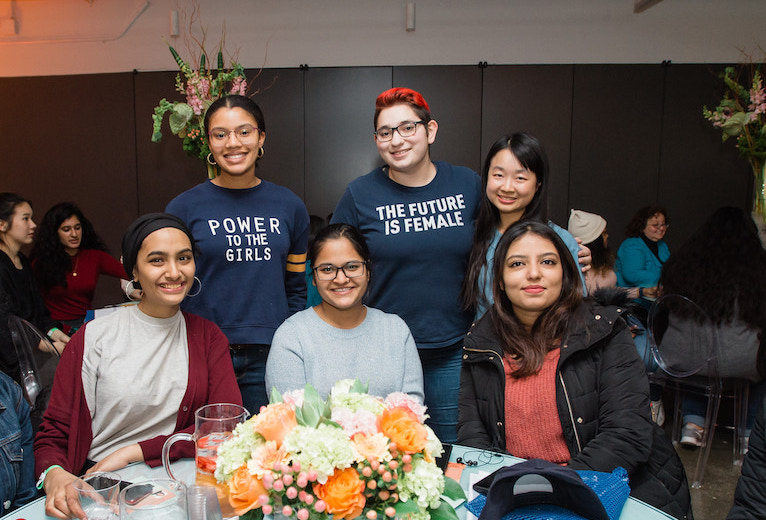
[457,221,691,520]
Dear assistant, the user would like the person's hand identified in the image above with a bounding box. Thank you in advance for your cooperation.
[643,286,660,299]
[575,238,592,273]
[46,329,71,355]
[87,444,144,474]
[43,466,86,520]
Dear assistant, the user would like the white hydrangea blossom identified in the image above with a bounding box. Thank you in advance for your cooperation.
[282,424,355,483]
[214,419,264,482]
[398,457,445,510]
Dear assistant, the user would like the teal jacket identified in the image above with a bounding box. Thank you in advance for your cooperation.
[615,237,670,288]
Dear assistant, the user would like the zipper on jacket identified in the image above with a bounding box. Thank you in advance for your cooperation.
[559,372,582,453]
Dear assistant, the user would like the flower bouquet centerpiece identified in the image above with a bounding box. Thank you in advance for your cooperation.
[703,55,766,224]
[214,380,465,520]
[151,44,248,179]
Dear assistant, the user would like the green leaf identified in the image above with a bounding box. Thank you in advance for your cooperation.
[300,400,321,428]
[442,477,466,501]
[720,112,750,137]
[394,499,419,515]
[168,103,194,135]
[428,500,461,520]
[200,53,206,72]
[269,386,283,404]
[239,508,265,520]
[350,380,368,394]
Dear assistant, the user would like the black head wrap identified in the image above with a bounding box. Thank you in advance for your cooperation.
[121,213,198,281]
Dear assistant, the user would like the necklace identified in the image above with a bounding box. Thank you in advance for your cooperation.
[71,252,80,277]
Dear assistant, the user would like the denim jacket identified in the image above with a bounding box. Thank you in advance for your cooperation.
[0,371,36,516]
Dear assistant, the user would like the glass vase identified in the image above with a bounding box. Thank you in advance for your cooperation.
[751,158,766,248]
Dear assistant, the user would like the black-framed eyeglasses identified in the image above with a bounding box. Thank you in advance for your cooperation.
[312,261,367,281]
[374,120,426,142]
[207,124,260,144]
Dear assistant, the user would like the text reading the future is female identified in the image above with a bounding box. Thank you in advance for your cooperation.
[376,194,466,235]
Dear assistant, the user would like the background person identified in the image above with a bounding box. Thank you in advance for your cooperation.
[457,221,690,519]
[266,223,424,401]
[331,87,481,443]
[728,394,766,520]
[34,213,241,520]
[0,370,37,516]
[30,202,129,335]
[615,204,669,305]
[567,208,663,423]
[166,94,310,414]
[461,133,590,322]
[0,193,69,385]
[659,206,766,447]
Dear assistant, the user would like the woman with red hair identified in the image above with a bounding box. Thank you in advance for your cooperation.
[331,88,481,443]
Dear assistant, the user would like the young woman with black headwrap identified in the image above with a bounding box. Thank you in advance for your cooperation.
[34,213,241,520]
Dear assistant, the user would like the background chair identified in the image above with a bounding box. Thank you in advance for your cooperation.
[8,315,60,410]
[648,294,749,488]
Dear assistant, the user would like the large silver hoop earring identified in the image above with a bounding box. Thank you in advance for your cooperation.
[125,280,142,301]
[257,147,264,159]
[207,153,217,165]
[186,276,203,298]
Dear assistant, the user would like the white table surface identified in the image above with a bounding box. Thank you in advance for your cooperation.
[7,446,675,519]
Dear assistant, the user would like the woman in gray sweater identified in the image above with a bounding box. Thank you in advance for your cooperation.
[265,224,423,401]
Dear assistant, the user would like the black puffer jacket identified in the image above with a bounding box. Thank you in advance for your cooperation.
[728,395,766,519]
[457,299,692,520]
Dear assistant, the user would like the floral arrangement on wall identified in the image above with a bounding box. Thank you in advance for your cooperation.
[703,53,766,219]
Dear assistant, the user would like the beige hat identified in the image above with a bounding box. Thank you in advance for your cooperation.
[568,209,606,244]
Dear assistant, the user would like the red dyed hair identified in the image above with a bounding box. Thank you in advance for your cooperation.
[374,88,432,128]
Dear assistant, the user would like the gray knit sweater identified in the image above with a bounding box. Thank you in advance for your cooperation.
[265,307,424,402]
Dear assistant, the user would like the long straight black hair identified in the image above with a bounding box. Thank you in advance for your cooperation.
[461,132,550,312]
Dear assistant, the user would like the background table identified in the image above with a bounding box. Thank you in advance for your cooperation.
[7,446,676,519]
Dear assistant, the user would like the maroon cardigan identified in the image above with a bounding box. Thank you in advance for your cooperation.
[34,311,242,476]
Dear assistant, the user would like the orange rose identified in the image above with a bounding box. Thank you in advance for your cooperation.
[313,467,366,520]
[251,402,297,447]
[379,407,427,454]
[228,465,267,517]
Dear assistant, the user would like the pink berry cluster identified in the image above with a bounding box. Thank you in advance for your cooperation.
[356,444,415,519]
[259,461,325,520]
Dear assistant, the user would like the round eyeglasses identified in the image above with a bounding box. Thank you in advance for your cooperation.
[208,125,259,145]
[374,120,426,142]
[313,261,367,281]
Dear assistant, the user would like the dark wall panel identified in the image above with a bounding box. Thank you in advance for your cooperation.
[393,66,483,173]
[304,67,391,219]
[482,65,575,225]
[0,73,136,306]
[569,64,665,248]
[251,68,305,200]
[659,64,751,249]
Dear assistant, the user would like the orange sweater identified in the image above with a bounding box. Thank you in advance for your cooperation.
[503,349,571,463]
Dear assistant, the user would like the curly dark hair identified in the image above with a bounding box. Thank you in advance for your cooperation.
[30,202,107,291]
[660,207,766,328]
[491,221,583,378]
[625,204,669,238]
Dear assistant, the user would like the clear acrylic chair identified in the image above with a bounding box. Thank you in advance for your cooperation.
[8,315,59,406]
[648,294,749,488]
